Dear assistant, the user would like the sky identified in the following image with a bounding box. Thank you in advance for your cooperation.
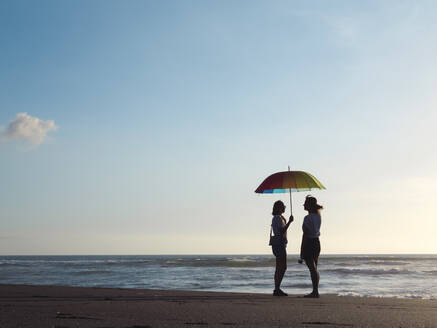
[1,0,437,255]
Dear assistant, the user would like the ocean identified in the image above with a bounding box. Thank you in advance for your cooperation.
[1,255,436,299]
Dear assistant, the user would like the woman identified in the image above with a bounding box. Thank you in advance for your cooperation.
[270,200,293,296]
[300,195,323,298]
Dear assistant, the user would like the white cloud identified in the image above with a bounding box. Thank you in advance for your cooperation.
[1,112,58,146]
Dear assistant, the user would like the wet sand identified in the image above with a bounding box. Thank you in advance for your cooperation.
[1,284,436,327]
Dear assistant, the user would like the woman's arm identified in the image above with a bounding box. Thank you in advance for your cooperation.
[299,216,310,262]
[302,215,311,235]
[302,224,310,235]
[280,215,294,234]
[299,234,305,262]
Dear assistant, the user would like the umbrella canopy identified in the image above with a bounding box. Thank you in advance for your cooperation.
[255,171,325,194]
[255,170,325,214]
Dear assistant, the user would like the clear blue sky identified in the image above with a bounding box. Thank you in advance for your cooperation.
[1,0,436,254]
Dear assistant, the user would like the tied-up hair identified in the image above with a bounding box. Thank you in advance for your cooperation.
[305,195,323,213]
[272,200,285,215]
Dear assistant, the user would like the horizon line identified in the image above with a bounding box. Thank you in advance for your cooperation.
[1,253,436,256]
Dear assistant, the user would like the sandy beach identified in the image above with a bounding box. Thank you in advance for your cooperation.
[1,284,436,328]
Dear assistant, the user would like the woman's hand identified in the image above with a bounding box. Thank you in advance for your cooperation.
[281,215,294,234]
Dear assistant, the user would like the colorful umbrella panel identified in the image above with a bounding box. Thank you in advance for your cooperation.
[255,171,326,194]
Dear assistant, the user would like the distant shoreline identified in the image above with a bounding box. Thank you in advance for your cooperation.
[1,284,436,328]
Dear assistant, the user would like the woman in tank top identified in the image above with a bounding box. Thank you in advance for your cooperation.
[300,195,323,298]
[270,200,294,296]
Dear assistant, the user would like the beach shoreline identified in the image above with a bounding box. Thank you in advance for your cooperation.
[1,284,436,328]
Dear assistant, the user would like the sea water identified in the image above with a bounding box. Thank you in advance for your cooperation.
[0,255,436,299]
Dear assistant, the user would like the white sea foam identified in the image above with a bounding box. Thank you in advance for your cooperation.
[325,268,413,275]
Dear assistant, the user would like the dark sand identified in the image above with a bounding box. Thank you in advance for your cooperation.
[1,284,436,327]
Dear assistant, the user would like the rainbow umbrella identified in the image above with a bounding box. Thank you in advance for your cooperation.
[255,168,326,214]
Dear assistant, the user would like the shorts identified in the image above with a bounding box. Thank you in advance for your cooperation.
[302,238,321,261]
[272,244,287,258]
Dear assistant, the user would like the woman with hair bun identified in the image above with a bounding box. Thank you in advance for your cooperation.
[300,195,323,298]
[270,200,294,296]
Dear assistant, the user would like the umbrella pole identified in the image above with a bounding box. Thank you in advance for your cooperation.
[289,188,292,215]
[288,166,292,215]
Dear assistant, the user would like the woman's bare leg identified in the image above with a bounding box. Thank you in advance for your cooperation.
[305,259,319,296]
[274,254,287,290]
